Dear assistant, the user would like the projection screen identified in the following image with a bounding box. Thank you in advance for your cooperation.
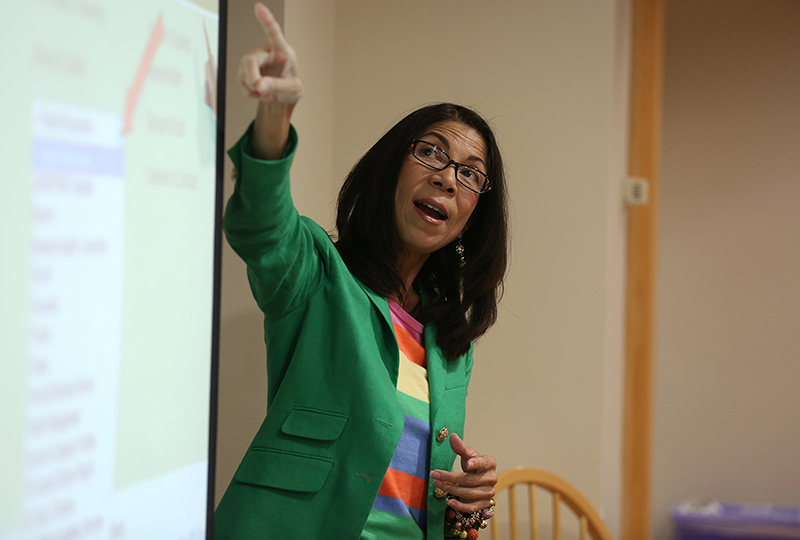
[0,0,225,538]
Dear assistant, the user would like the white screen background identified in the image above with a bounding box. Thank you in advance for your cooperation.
[0,1,221,538]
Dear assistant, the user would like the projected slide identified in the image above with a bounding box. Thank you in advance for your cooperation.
[0,1,220,539]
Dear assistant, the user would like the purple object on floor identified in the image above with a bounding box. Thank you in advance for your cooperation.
[673,499,800,540]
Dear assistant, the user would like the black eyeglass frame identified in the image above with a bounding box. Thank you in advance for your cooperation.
[410,140,492,194]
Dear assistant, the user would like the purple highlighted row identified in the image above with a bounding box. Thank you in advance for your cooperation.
[32,138,124,177]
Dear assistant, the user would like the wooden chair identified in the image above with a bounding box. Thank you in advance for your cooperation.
[487,466,614,540]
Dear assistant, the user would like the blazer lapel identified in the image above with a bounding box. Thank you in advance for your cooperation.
[425,324,446,420]
[355,278,399,385]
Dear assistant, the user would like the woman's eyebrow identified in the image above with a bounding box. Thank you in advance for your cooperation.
[421,131,450,149]
[421,131,487,169]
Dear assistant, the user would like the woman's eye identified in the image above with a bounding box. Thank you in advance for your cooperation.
[461,169,474,179]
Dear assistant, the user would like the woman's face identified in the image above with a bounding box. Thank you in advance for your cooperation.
[394,120,487,260]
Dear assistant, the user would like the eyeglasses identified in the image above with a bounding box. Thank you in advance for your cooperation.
[410,140,491,194]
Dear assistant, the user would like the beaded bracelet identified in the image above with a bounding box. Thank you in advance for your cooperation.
[444,496,496,539]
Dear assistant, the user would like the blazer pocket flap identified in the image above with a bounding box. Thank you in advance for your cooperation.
[235,448,333,492]
[445,371,467,389]
[280,407,348,441]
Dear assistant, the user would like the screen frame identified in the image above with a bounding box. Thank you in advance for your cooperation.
[206,0,227,536]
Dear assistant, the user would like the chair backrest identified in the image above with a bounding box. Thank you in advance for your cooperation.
[488,466,614,540]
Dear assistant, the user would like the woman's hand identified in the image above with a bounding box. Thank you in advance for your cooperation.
[238,2,303,160]
[431,433,498,513]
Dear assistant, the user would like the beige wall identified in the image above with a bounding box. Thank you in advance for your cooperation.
[652,1,800,538]
[217,1,631,536]
[216,0,341,506]
[215,0,283,506]
[330,5,630,531]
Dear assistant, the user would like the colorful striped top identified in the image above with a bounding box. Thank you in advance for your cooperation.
[359,299,431,540]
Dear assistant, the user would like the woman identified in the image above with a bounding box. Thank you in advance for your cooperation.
[215,4,508,539]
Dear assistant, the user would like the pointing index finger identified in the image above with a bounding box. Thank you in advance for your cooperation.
[449,433,495,472]
[449,433,472,457]
[254,2,288,50]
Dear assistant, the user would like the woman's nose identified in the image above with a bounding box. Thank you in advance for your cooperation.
[431,164,458,192]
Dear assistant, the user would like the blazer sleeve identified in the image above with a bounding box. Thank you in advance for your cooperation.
[223,124,324,318]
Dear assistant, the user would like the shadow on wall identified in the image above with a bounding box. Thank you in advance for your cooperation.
[214,307,267,507]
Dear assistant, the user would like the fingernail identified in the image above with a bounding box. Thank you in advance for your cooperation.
[430,471,441,480]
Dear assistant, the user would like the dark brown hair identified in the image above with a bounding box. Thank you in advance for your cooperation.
[335,103,508,360]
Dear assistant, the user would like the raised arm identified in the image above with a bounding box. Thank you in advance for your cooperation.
[225,3,322,318]
[238,2,303,160]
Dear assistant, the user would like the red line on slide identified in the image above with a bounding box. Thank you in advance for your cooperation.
[122,13,164,135]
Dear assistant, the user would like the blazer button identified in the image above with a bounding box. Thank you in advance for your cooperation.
[436,427,449,443]
[434,487,448,498]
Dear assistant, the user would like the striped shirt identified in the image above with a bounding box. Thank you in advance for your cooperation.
[359,299,430,540]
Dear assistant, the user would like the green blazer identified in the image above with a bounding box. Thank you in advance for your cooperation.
[214,126,473,539]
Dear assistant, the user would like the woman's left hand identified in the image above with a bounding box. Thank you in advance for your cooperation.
[431,433,498,513]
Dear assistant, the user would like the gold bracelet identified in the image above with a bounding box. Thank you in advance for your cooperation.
[445,496,496,539]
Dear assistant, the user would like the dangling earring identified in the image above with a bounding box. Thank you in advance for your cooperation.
[456,237,466,268]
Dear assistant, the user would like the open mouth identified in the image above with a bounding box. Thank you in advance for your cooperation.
[414,201,448,221]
